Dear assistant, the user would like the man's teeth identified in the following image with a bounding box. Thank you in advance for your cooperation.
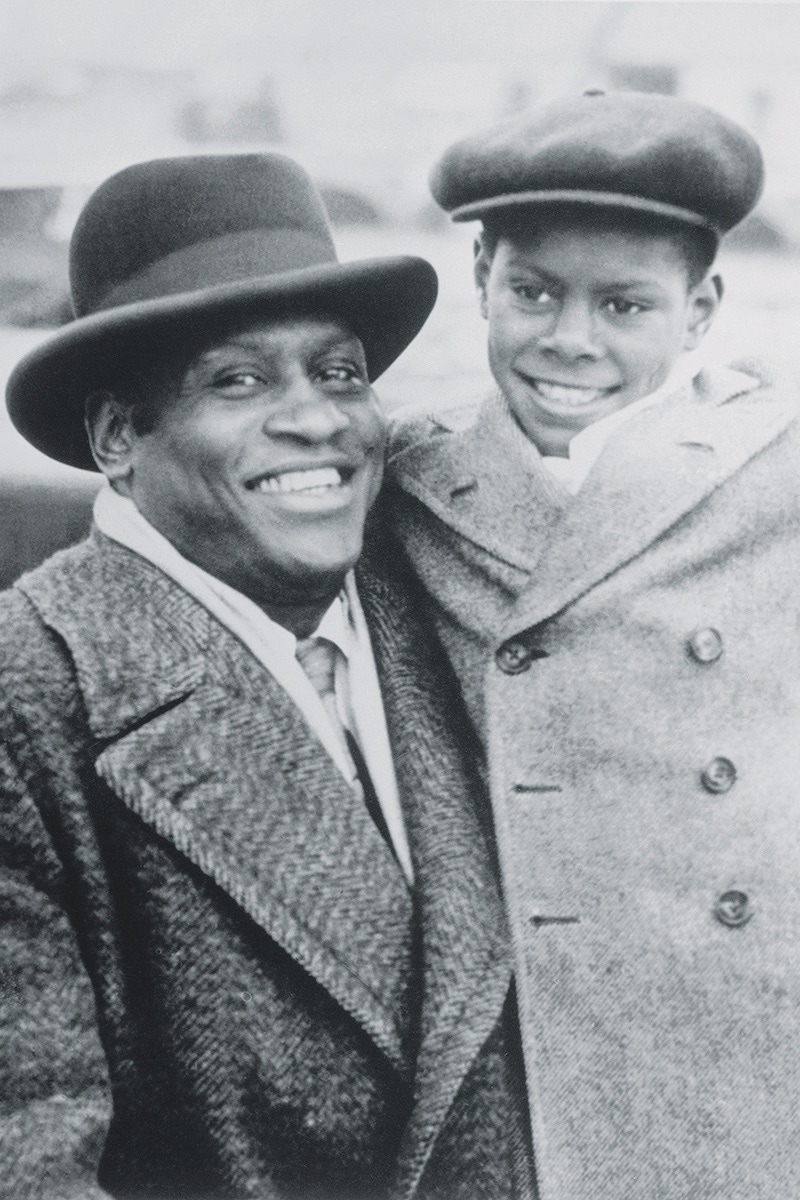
[533,380,612,407]
[254,467,345,494]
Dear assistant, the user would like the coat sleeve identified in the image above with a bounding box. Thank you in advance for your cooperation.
[0,740,112,1200]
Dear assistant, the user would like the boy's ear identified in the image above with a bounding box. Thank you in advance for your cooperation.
[84,391,136,484]
[683,272,723,350]
[473,236,491,320]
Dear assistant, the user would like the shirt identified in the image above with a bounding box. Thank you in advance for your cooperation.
[93,484,413,883]
[526,350,708,494]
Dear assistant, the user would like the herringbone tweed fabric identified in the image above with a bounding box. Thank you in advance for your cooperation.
[0,527,534,1200]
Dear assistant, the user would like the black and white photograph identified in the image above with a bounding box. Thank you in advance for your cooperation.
[1,3,800,1197]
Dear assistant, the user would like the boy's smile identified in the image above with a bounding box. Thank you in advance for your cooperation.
[476,220,720,457]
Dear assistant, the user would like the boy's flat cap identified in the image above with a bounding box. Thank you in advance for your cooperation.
[430,90,764,235]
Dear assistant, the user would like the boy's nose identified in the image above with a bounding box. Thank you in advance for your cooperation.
[537,301,601,362]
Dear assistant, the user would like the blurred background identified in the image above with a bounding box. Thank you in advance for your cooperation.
[1,0,799,507]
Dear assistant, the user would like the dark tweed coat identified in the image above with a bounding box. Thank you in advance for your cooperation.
[0,528,533,1200]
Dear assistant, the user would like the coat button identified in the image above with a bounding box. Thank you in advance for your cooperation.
[495,640,532,674]
[713,890,754,928]
[688,627,723,663]
[700,756,737,794]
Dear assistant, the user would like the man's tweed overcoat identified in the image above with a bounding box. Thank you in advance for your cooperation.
[388,361,800,1200]
[0,528,532,1200]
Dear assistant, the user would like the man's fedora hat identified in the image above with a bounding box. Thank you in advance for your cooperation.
[430,90,764,235]
[7,152,438,470]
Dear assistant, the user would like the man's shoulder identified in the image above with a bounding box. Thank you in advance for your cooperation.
[0,542,103,720]
[1,535,108,629]
[0,533,173,679]
[0,538,95,623]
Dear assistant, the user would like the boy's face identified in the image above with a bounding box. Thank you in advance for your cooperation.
[475,218,720,457]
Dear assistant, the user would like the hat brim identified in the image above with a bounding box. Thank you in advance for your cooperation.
[6,255,438,470]
[450,189,720,232]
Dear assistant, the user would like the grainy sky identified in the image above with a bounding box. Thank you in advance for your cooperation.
[4,1,800,196]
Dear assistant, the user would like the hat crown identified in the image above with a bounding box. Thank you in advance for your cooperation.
[70,152,338,317]
[431,90,765,234]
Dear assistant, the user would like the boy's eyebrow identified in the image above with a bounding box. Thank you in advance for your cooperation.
[505,256,670,295]
[592,277,670,294]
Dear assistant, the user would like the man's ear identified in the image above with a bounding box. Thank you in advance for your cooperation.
[84,391,136,484]
[473,236,491,320]
[683,272,723,351]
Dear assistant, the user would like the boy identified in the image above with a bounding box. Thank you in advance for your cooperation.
[388,92,800,1198]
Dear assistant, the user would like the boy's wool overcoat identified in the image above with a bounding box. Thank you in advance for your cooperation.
[0,529,531,1200]
[388,360,800,1200]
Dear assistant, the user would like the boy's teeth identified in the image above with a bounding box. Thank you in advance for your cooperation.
[256,467,343,494]
[534,380,609,406]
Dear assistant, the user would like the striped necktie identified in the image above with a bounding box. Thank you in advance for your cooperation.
[295,635,395,855]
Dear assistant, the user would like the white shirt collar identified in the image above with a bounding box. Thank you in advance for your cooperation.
[92,484,414,883]
[92,483,352,655]
[537,349,708,494]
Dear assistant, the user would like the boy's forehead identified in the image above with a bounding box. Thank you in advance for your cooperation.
[491,212,691,273]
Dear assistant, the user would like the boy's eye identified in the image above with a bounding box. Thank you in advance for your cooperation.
[512,283,553,305]
[605,297,646,316]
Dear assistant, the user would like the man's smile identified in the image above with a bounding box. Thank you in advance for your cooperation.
[242,459,368,514]
[246,465,357,495]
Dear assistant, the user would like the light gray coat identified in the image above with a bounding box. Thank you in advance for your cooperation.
[388,361,800,1200]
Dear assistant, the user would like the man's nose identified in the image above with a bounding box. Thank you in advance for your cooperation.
[537,300,601,361]
[263,380,350,441]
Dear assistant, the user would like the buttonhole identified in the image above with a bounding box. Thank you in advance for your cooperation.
[678,441,714,453]
[450,481,477,500]
[513,783,562,794]
[530,915,581,928]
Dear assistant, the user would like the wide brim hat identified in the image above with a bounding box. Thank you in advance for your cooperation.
[430,90,764,236]
[7,152,438,470]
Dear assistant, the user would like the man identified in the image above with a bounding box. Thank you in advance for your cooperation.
[0,154,533,1199]
[388,92,800,1196]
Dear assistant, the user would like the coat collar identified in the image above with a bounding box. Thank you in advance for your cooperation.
[390,391,569,572]
[356,553,513,1196]
[392,364,799,635]
[503,362,798,636]
[18,533,416,1072]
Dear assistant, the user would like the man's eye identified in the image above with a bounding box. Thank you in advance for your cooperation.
[215,371,264,391]
[318,363,366,385]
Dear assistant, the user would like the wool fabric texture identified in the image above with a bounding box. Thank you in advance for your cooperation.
[430,90,764,233]
[387,360,800,1198]
[0,528,535,1199]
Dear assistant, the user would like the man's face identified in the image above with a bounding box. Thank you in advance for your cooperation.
[118,314,386,612]
[475,220,719,456]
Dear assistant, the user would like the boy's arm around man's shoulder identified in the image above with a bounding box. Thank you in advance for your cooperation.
[387,397,482,461]
[0,588,112,1200]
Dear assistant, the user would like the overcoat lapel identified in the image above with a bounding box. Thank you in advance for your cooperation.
[504,365,798,636]
[356,555,513,1196]
[19,533,415,1072]
[391,393,567,573]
